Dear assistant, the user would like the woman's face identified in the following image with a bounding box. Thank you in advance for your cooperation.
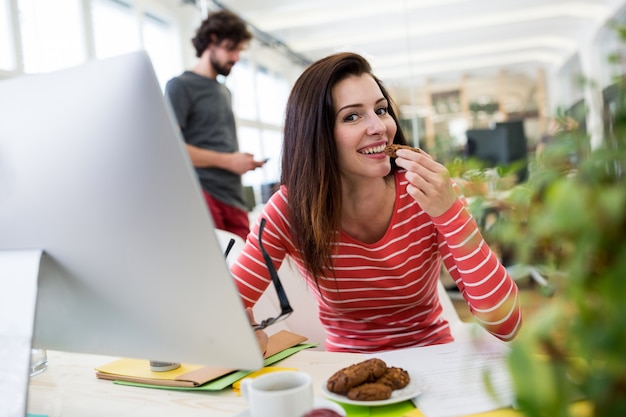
[332,74,396,182]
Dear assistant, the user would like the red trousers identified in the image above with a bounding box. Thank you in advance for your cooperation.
[202,190,250,241]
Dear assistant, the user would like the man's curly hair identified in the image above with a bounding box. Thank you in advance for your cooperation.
[191,10,252,58]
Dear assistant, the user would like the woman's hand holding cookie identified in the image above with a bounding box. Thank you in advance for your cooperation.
[393,148,457,218]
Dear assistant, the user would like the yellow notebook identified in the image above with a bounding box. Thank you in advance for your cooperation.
[95,330,309,388]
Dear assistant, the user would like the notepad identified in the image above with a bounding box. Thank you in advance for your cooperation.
[95,330,314,390]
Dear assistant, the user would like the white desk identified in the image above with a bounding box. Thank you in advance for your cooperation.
[25,349,593,417]
[27,349,364,417]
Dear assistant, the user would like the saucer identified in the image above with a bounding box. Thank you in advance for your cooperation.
[235,397,346,417]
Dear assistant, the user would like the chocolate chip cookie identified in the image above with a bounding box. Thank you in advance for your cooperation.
[384,144,422,157]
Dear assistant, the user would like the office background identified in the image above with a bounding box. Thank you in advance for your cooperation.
[2,0,625,203]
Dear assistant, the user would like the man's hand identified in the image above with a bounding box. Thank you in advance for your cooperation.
[185,144,267,174]
[226,152,267,175]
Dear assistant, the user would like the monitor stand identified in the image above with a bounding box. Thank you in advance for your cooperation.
[0,250,42,417]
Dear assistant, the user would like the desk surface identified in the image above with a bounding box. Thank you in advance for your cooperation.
[26,349,592,417]
[27,349,365,417]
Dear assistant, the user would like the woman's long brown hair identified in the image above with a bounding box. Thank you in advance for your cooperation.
[280,52,408,285]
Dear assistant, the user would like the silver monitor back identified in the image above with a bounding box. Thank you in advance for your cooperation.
[0,52,263,370]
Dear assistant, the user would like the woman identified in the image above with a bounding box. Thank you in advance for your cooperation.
[233,52,521,353]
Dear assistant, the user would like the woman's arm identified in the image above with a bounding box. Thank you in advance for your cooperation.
[231,195,293,355]
[394,148,521,341]
[230,190,292,308]
[434,198,522,341]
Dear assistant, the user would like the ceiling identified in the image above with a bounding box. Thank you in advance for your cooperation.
[206,0,626,88]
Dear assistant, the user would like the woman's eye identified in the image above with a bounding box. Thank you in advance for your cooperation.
[376,107,388,116]
[343,113,358,122]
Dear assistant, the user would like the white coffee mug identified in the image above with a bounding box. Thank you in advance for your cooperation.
[240,371,314,417]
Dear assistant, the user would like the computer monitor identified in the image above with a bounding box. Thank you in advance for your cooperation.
[466,120,528,182]
[0,52,264,415]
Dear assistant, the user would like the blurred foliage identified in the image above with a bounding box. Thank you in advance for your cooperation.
[489,25,626,417]
[447,156,490,178]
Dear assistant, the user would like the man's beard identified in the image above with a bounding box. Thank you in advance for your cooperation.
[210,55,235,76]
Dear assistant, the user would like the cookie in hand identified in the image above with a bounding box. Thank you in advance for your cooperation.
[384,144,422,158]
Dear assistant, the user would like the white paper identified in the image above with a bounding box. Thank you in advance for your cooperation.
[369,340,514,417]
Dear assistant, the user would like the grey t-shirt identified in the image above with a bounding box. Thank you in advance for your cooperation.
[165,71,246,210]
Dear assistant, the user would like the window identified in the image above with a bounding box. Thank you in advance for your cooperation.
[0,0,15,71]
[239,126,263,187]
[18,0,86,73]
[228,59,258,120]
[142,10,182,90]
[259,128,283,184]
[256,67,289,125]
[91,0,140,60]
[228,61,289,194]
[238,127,282,185]
[5,0,297,205]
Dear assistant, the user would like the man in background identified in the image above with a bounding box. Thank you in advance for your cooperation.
[165,10,265,240]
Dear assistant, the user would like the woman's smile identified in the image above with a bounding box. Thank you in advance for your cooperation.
[358,143,387,155]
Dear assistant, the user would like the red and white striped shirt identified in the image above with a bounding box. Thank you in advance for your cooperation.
[231,170,521,353]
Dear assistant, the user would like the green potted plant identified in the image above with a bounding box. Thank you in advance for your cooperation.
[494,25,626,417]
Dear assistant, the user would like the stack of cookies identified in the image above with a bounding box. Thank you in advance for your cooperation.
[326,358,411,401]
